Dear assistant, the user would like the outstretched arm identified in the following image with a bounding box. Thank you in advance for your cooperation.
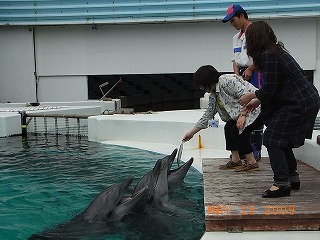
[182,127,201,142]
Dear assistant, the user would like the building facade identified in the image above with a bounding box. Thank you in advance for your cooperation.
[0,0,319,104]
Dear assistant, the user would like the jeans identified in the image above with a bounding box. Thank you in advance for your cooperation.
[266,146,300,186]
[250,128,263,160]
[224,115,263,157]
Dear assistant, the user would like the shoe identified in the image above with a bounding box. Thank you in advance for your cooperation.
[235,162,259,172]
[290,181,300,190]
[262,185,291,198]
[219,160,242,170]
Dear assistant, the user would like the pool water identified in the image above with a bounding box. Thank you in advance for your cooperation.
[0,134,205,240]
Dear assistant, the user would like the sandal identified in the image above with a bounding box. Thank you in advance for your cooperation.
[235,162,259,172]
[219,160,242,170]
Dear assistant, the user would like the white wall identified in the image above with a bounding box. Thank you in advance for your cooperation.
[34,23,232,75]
[0,27,36,102]
[37,76,88,101]
[0,18,319,103]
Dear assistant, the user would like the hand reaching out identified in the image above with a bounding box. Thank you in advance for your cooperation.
[182,127,201,142]
[182,132,194,142]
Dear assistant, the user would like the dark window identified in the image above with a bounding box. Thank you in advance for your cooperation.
[88,73,204,112]
[88,70,314,112]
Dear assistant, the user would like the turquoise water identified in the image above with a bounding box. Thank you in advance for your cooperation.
[0,134,204,240]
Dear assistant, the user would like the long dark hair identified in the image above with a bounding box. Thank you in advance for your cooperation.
[246,21,286,69]
[193,65,222,90]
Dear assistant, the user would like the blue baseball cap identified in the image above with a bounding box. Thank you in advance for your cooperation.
[222,4,246,23]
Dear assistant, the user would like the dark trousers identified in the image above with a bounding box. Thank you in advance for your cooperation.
[224,115,263,157]
[266,147,300,186]
[251,129,263,150]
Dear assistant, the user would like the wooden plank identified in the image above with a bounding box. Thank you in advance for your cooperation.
[203,157,320,231]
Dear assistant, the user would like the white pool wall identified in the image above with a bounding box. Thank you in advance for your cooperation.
[88,109,271,173]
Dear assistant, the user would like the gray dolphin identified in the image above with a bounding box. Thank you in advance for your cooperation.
[131,149,178,210]
[83,176,148,222]
[168,157,194,188]
[29,176,148,239]
[153,151,191,215]
[109,185,148,221]
[132,148,193,215]
[29,148,193,239]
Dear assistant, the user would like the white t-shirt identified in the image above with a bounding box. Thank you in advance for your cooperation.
[232,31,253,68]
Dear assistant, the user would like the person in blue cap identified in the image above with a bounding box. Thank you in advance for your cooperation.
[222,4,264,162]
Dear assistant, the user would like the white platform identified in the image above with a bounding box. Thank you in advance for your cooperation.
[0,100,120,137]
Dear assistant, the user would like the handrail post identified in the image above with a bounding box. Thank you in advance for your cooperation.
[19,110,28,137]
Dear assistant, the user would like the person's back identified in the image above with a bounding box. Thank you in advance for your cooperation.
[259,50,318,122]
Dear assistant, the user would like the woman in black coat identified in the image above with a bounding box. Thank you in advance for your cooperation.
[239,21,320,198]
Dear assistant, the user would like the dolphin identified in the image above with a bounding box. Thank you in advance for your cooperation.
[131,149,178,211]
[82,176,148,222]
[29,148,193,239]
[132,148,192,215]
[168,157,194,188]
[153,151,190,215]
[109,186,148,221]
[29,176,148,239]
[132,158,162,205]
[149,149,194,188]
[156,149,194,187]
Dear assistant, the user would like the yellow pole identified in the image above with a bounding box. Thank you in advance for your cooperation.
[198,135,203,149]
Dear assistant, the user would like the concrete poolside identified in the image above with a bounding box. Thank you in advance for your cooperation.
[1,103,319,239]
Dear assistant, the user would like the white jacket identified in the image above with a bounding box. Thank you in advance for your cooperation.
[195,74,261,133]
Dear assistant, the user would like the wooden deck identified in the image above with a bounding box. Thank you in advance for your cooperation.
[203,157,320,232]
